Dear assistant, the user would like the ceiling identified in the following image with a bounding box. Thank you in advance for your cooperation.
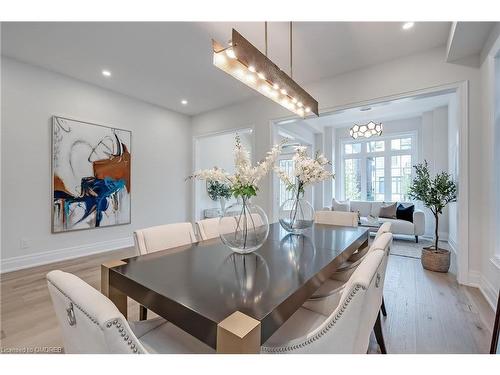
[1,22,451,116]
[282,91,455,133]
[446,22,496,63]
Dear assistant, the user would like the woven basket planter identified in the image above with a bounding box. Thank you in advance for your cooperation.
[421,247,450,273]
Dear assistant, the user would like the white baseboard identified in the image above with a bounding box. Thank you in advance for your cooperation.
[467,270,498,310]
[0,236,134,274]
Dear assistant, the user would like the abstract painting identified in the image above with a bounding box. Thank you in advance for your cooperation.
[52,116,131,232]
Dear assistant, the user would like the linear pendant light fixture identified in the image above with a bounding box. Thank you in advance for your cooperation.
[212,23,319,117]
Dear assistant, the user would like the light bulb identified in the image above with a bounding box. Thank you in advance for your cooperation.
[273,83,279,90]
[298,108,305,117]
[246,73,256,83]
[305,107,311,113]
[248,65,256,73]
[257,72,266,80]
[280,89,288,95]
[234,68,244,77]
[214,53,227,65]
[226,48,236,59]
[291,97,297,104]
[297,102,303,108]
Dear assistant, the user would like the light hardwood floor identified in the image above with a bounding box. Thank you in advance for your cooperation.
[0,247,494,353]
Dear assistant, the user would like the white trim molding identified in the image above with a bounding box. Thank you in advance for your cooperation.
[0,237,134,274]
[269,81,470,286]
[468,270,498,310]
[491,256,500,270]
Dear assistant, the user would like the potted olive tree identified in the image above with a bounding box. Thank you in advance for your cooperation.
[408,161,457,273]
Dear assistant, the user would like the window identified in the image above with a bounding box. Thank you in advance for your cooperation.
[344,158,361,200]
[342,133,416,202]
[344,143,361,155]
[367,156,384,201]
[390,154,412,201]
[367,140,385,153]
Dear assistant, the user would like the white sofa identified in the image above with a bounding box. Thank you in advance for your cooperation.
[325,200,425,242]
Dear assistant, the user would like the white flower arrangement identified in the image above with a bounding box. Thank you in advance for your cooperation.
[190,135,282,199]
[275,146,334,197]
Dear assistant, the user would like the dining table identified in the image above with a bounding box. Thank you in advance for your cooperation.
[101,222,369,353]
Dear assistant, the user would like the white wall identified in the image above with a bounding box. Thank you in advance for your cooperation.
[477,31,500,306]
[1,57,192,271]
[191,46,487,291]
[193,129,253,220]
[421,106,450,238]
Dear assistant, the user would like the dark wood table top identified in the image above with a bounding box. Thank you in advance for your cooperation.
[109,223,369,349]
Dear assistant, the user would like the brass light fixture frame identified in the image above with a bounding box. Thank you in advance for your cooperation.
[212,28,319,117]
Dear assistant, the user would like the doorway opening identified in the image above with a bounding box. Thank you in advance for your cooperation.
[270,82,468,284]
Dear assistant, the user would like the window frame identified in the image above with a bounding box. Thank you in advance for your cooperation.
[340,130,418,202]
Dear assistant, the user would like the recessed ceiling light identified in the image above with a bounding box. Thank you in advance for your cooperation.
[402,22,415,30]
[102,69,111,77]
[181,99,188,105]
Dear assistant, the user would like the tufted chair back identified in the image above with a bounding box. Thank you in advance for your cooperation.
[134,222,196,255]
[374,222,392,240]
[47,270,146,354]
[262,249,386,354]
[369,232,392,301]
[314,211,359,227]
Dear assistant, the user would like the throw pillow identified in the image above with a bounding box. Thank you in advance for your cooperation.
[332,199,350,212]
[396,203,414,222]
[379,202,397,219]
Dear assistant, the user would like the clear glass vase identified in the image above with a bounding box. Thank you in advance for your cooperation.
[219,197,269,254]
[279,194,315,234]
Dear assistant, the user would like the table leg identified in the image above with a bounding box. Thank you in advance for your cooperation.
[216,311,261,354]
[360,238,369,250]
[101,260,128,319]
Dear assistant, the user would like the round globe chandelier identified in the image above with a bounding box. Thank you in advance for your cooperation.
[349,121,383,139]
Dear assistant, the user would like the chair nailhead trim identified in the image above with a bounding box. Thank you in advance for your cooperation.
[261,285,363,353]
[106,319,143,354]
[48,279,143,354]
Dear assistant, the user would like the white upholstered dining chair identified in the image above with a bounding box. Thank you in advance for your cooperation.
[262,249,386,354]
[338,222,392,271]
[314,210,359,227]
[46,270,214,354]
[196,214,264,241]
[302,232,392,353]
[196,217,235,241]
[133,222,197,319]
[328,223,392,318]
[304,232,392,311]
[134,222,197,255]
